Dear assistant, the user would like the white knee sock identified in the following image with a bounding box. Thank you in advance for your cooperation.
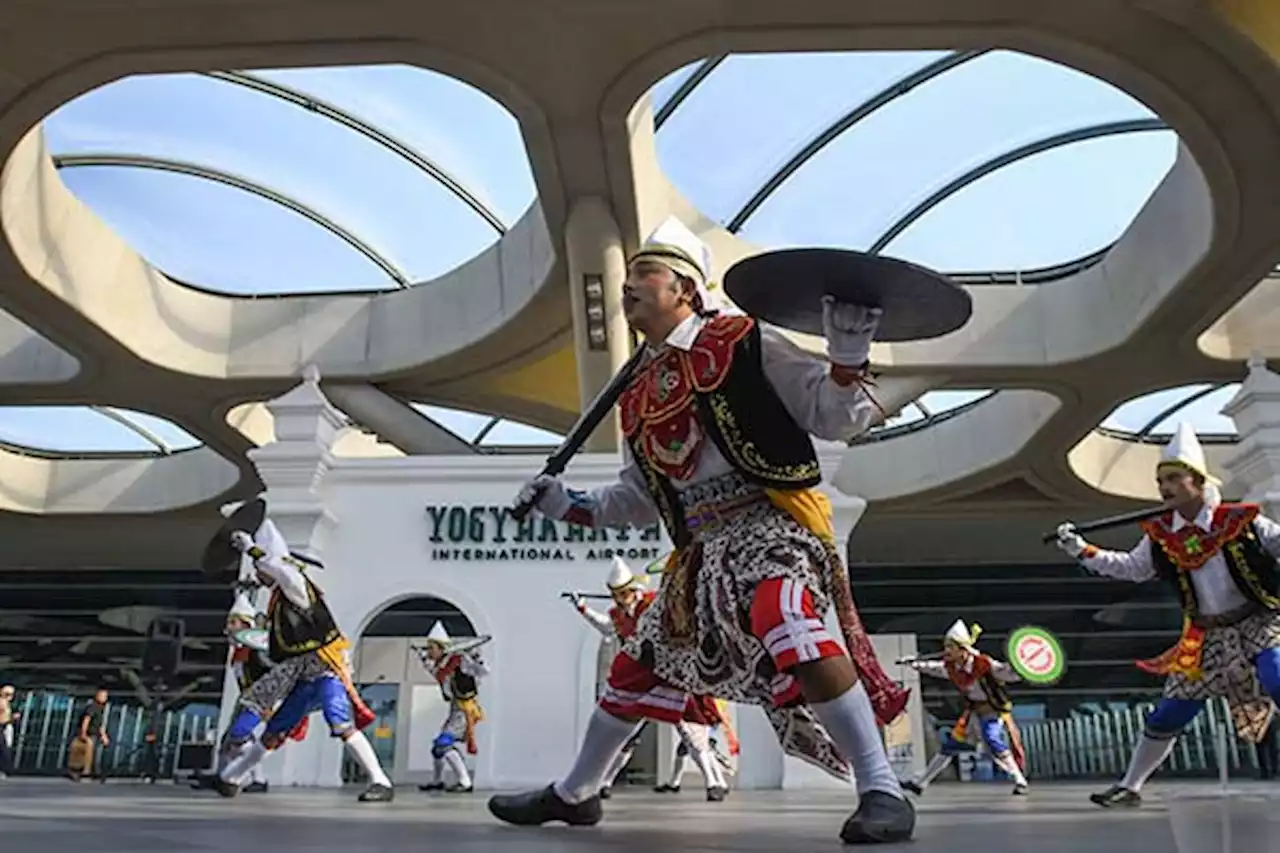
[343,731,392,788]
[444,749,472,788]
[555,708,643,804]
[809,682,904,799]
[667,752,688,787]
[993,751,1027,786]
[219,741,267,785]
[249,763,268,785]
[913,753,954,788]
[432,756,445,784]
[1120,736,1177,792]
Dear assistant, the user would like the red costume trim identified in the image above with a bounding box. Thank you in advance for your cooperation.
[618,316,754,481]
[1139,503,1260,571]
[608,590,656,641]
[1134,503,1259,677]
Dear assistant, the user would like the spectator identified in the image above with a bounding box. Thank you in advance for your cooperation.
[69,688,110,782]
[0,684,16,778]
[1257,714,1279,781]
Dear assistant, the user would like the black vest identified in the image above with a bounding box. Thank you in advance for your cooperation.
[627,321,823,548]
[447,669,478,701]
[237,649,274,691]
[1150,521,1280,619]
[268,577,343,661]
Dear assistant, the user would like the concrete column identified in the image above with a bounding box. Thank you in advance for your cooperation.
[1221,355,1280,514]
[564,196,631,452]
[243,365,346,787]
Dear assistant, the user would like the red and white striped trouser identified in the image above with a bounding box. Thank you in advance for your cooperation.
[599,577,843,722]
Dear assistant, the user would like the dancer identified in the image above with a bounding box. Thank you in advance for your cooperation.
[900,620,1028,796]
[416,621,488,794]
[656,706,739,795]
[569,556,730,800]
[490,217,914,843]
[1054,422,1280,807]
[192,587,305,792]
[214,499,394,802]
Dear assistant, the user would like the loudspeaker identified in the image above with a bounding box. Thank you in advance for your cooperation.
[142,617,185,677]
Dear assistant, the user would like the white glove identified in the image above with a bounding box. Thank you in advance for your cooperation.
[230,530,254,553]
[515,474,572,520]
[822,296,882,367]
[1055,522,1087,558]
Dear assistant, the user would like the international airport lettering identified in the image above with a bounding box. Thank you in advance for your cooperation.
[425,504,663,562]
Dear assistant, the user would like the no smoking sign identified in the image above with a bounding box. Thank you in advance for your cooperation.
[1006,626,1066,685]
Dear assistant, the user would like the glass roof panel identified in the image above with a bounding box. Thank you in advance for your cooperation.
[414,405,563,448]
[649,60,703,115]
[43,65,536,293]
[58,167,394,293]
[653,49,1170,272]
[1101,384,1239,438]
[655,51,950,224]
[0,407,202,454]
[881,131,1178,271]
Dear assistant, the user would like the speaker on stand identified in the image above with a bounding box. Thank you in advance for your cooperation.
[141,617,185,678]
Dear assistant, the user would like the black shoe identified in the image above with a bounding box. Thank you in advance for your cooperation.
[839,790,916,845]
[243,781,269,794]
[214,778,240,799]
[488,785,602,827]
[419,782,445,792]
[706,786,728,802]
[599,786,612,800]
[1090,785,1141,808]
[1012,783,1029,796]
[653,783,680,794]
[445,783,474,794]
[901,780,924,796]
[359,783,395,802]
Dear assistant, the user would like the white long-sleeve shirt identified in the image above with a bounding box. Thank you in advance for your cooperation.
[1080,500,1280,617]
[249,518,311,610]
[575,315,881,529]
[577,604,614,637]
[914,656,1020,703]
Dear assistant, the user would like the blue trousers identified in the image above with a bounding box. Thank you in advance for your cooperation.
[940,715,1010,755]
[228,674,353,746]
[1145,647,1280,738]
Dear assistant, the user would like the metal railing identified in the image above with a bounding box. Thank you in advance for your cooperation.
[5,689,219,778]
[1020,697,1258,780]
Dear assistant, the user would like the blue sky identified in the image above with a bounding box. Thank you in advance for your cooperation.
[0,49,1237,453]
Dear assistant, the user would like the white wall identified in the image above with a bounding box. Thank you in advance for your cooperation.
[244,452,924,790]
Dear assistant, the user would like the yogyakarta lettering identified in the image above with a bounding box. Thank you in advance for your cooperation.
[425,504,663,562]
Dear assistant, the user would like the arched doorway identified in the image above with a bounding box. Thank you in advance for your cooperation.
[347,596,479,786]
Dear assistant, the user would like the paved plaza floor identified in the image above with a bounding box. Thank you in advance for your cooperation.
[0,778,1277,851]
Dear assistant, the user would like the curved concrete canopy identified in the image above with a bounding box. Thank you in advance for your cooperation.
[0,2,1276,534]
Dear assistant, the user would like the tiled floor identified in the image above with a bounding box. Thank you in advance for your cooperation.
[0,779,1277,851]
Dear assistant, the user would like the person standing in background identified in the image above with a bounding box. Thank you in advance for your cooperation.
[1257,714,1279,780]
[0,684,17,778]
[69,688,110,782]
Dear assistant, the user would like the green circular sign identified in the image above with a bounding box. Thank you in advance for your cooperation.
[1006,625,1066,685]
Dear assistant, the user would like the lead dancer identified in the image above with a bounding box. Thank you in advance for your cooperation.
[1054,422,1280,807]
[490,217,914,844]
[214,500,394,802]
[416,621,488,794]
[570,557,730,801]
[901,620,1028,796]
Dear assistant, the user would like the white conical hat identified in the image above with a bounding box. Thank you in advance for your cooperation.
[943,619,974,647]
[228,590,257,621]
[1158,421,1219,484]
[606,556,640,592]
[630,216,720,312]
[426,621,451,646]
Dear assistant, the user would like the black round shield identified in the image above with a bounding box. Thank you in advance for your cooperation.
[200,498,266,580]
[723,248,973,342]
